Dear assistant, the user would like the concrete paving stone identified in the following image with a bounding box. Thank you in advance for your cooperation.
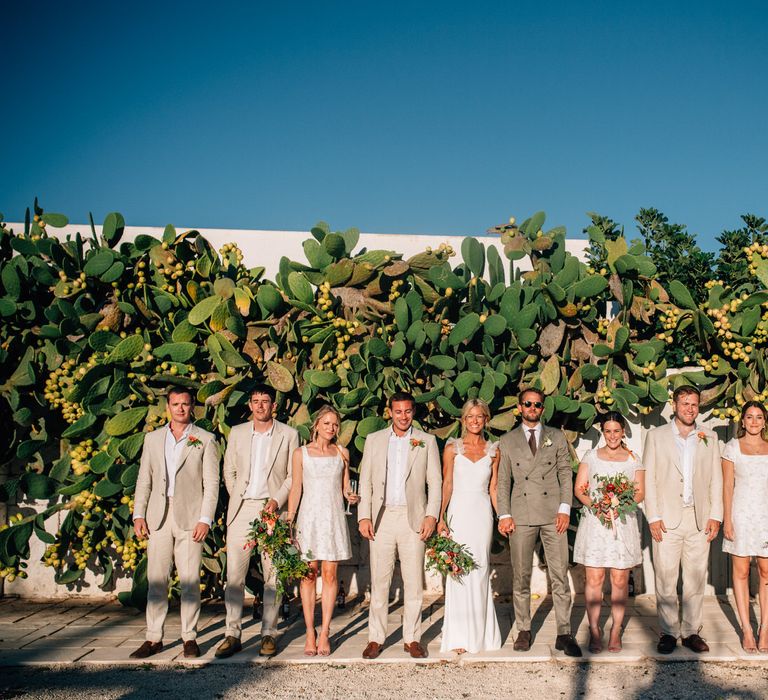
[0,647,94,664]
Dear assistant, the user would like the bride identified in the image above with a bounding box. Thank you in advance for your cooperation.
[437,398,502,654]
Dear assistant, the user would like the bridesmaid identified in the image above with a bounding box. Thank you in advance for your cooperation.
[437,398,502,654]
[722,401,768,653]
[573,411,645,653]
[287,405,359,656]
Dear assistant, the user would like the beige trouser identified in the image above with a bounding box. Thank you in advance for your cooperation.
[145,499,202,643]
[510,522,572,636]
[652,506,710,638]
[224,499,279,638]
[368,506,426,645]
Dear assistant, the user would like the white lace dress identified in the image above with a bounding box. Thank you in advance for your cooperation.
[722,439,768,557]
[573,449,644,569]
[440,439,502,653]
[295,447,352,562]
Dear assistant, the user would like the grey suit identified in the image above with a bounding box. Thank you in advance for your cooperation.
[497,424,574,636]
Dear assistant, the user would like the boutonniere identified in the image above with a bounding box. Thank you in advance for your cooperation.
[542,436,553,448]
[186,435,202,449]
[410,438,425,449]
[697,431,708,446]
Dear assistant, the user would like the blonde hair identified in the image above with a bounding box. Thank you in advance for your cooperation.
[310,404,342,443]
[460,398,491,436]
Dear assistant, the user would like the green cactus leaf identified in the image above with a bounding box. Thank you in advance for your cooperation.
[341,227,360,253]
[102,212,126,247]
[326,259,354,286]
[613,326,629,352]
[357,416,387,437]
[89,451,114,475]
[426,355,457,371]
[257,284,282,312]
[266,361,294,393]
[117,433,145,461]
[454,370,480,396]
[487,245,505,286]
[649,380,670,403]
[390,337,407,360]
[188,295,221,325]
[155,342,197,363]
[605,238,628,272]
[120,463,140,488]
[288,271,315,305]
[100,261,125,283]
[303,239,333,269]
[366,337,389,357]
[573,275,608,299]
[214,277,236,299]
[593,343,613,357]
[461,237,485,277]
[94,478,124,498]
[449,312,481,346]
[1,264,21,299]
[41,212,69,227]
[547,282,566,303]
[521,211,546,236]
[436,395,463,417]
[394,297,410,331]
[515,328,537,348]
[84,250,115,276]
[323,233,346,258]
[668,280,697,311]
[88,330,120,351]
[539,356,560,394]
[0,297,16,316]
[220,350,250,368]
[105,407,148,436]
[428,265,465,291]
[108,334,144,362]
[507,303,538,332]
[307,369,340,388]
[483,315,507,337]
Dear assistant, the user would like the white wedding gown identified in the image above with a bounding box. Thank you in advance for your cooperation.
[722,439,768,557]
[440,439,502,653]
[295,447,352,561]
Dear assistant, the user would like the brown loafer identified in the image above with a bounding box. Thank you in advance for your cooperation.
[129,641,163,659]
[259,635,277,657]
[404,641,427,658]
[215,636,242,658]
[183,640,200,658]
[513,630,532,651]
[682,634,709,653]
[362,641,382,659]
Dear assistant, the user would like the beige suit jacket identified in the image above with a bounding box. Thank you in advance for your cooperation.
[357,427,442,533]
[496,424,573,526]
[224,420,299,525]
[643,422,723,530]
[134,424,220,531]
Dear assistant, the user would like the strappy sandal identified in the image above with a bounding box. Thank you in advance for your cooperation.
[304,628,318,656]
[588,627,603,654]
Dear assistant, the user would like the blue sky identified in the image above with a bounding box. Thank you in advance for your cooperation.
[3,1,767,250]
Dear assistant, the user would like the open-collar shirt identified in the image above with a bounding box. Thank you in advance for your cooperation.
[386,427,412,507]
[243,421,275,500]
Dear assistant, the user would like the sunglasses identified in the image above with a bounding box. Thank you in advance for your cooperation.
[522,400,544,409]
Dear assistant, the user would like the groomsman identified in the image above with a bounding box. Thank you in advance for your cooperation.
[644,385,722,654]
[358,391,442,659]
[131,386,220,659]
[497,387,582,657]
[215,384,299,658]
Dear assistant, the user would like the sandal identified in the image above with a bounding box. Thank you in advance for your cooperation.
[317,629,332,656]
[588,627,603,654]
[304,628,318,656]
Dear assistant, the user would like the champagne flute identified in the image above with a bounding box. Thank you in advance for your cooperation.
[345,478,358,515]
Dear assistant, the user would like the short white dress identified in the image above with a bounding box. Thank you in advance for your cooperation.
[295,447,352,561]
[722,439,768,557]
[573,448,644,569]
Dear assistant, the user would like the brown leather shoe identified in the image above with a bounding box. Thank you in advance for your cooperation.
[555,634,583,657]
[682,634,709,653]
[183,640,200,658]
[513,630,532,651]
[259,635,277,656]
[404,641,427,658]
[129,641,163,659]
[215,636,242,659]
[362,641,382,659]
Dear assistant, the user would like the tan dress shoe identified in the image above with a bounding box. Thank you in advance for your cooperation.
[129,641,163,659]
[259,635,277,656]
[215,636,242,658]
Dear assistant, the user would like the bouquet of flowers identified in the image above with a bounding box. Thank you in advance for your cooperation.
[582,473,638,531]
[245,509,313,595]
[425,525,477,581]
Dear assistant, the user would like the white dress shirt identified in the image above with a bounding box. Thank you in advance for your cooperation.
[498,423,570,520]
[243,422,275,500]
[672,420,697,508]
[386,427,412,507]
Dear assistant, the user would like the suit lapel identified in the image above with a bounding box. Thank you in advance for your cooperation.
[519,425,540,475]
[262,423,284,478]
[175,425,195,473]
[404,429,421,479]
[666,424,683,475]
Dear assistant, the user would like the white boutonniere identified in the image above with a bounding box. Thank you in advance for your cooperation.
[542,437,553,448]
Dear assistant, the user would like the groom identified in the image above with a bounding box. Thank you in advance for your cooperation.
[644,385,722,654]
[358,391,442,659]
[497,387,581,657]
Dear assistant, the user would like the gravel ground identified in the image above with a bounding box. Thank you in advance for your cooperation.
[1,662,767,700]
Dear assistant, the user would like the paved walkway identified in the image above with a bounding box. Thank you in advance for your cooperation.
[0,594,765,666]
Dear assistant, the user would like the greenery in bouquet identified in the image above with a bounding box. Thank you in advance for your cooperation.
[425,527,477,580]
[582,473,638,528]
[245,509,312,595]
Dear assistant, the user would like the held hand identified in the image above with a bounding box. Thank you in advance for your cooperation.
[358,518,375,541]
[649,520,667,543]
[705,518,721,543]
[345,492,361,505]
[134,518,149,539]
[498,517,515,536]
[419,516,437,541]
[554,513,569,535]
[192,522,210,543]
[437,519,450,537]
[264,499,278,514]
[723,519,735,542]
